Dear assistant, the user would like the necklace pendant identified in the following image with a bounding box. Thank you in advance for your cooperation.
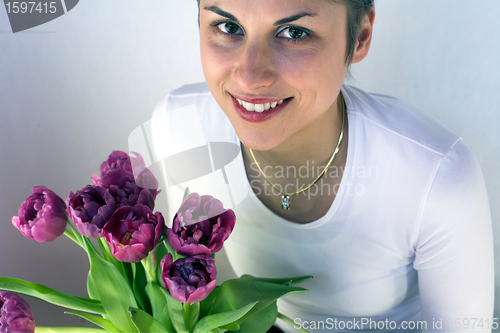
[281,195,291,210]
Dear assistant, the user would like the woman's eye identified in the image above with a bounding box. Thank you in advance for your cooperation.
[216,22,243,35]
[278,26,308,40]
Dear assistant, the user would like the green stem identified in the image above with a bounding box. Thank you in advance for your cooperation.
[184,302,200,332]
[66,219,85,247]
[63,227,82,248]
[277,312,310,333]
[35,327,106,333]
[141,252,157,284]
[97,238,127,279]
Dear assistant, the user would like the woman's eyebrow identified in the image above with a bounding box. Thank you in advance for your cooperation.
[274,12,317,25]
[203,6,316,26]
[203,6,239,22]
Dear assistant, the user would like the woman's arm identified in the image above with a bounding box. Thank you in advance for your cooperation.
[414,139,494,332]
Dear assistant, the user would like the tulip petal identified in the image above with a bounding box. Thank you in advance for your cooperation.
[102,205,164,263]
[167,193,235,256]
[12,187,68,242]
[161,255,216,303]
[0,291,35,333]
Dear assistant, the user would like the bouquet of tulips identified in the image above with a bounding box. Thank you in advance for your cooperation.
[0,151,311,333]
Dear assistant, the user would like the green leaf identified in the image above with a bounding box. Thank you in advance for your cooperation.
[132,262,151,313]
[0,277,104,315]
[158,300,176,332]
[97,239,121,273]
[184,302,200,332]
[209,276,309,329]
[35,327,105,332]
[145,281,167,318]
[65,311,121,332]
[97,239,134,287]
[278,312,310,333]
[183,187,190,199]
[82,237,138,332]
[155,239,169,285]
[210,328,226,333]
[232,301,277,332]
[162,287,188,333]
[87,274,99,300]
[129,307,168,333]
[199,285,220,320]
[193,301,257,333]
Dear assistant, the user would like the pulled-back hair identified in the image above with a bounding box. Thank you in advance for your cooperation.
[195,0,374,64]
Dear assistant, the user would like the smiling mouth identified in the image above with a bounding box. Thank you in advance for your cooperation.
[234,97,291,112]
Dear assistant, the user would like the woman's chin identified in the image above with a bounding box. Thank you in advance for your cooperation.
[238,134,286,152]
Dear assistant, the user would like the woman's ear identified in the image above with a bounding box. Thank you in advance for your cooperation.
[351,7,375,64]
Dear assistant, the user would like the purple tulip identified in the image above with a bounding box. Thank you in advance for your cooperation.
[66,185,115,239]
[161,253,216,303]
[92,151,133,187]
[12,186,67,243]
[92,151,160,193]
[0,291,35,333]
[102,205,165,263]
[101,169,156,211]
[130,152,160,190]
[167,193,235,256]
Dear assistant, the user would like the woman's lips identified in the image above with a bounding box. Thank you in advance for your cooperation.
[230,94,292,123]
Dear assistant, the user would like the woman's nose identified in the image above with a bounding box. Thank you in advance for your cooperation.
[233,38,276,91]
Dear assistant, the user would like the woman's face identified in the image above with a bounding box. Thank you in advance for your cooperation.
[199,0,350,151]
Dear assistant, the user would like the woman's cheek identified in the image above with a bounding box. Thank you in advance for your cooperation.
[201,39,237,85]
[274,46,321,86]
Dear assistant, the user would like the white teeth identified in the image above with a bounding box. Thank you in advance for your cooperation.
[254,104,264,112]
[236,98,286,112]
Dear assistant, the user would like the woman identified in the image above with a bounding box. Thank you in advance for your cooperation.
[151,0,494,331]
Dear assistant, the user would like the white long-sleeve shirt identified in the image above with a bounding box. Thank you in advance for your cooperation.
[149,82,494,332]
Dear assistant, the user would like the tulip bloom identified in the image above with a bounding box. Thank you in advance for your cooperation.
[102,205,164,263]
[0,291,35,333]
[167,193,235,256]
[66,185,114,239]
[12,186,67,242]
[130,151,160,190]
[161,253,216,303]
[101,169,156,211]
[92,151,160,194]
[92,150,133,186]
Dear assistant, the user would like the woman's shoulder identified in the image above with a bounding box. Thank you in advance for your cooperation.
[343,84,460,157]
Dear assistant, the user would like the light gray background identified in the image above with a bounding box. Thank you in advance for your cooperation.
[0,0,498,327]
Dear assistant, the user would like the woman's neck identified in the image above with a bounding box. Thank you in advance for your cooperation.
[240,93,349,223]
[244,93,345,172]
